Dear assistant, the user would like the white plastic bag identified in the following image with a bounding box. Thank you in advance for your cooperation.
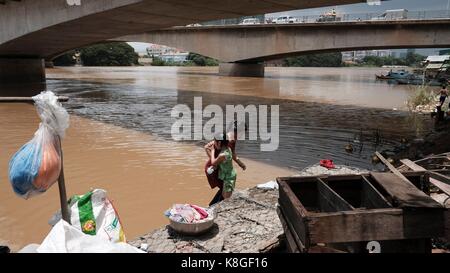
[19,220,143,253]
[8,91,69,199]
[49,189,126,243]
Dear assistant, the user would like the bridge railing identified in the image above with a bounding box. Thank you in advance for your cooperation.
[197,10,450,26]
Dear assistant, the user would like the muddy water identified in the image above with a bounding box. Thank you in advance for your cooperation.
[0,66,433,250]
[0,103,293,251]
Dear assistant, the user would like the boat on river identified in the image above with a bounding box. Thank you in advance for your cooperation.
[375,69,412,80]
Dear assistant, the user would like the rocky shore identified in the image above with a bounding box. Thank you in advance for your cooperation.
[129,187,284,253]
[129,164,366,253]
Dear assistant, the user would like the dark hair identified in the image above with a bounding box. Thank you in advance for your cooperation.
[214,132,228,147]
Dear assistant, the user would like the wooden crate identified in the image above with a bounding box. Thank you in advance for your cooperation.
[277,172,446,253]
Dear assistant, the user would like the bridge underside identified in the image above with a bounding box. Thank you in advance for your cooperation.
[119,20,450,77]
[0,0,369,87]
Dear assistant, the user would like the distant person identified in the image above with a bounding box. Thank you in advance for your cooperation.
[207,133,237,200]
[439,85,448,107]
[331,9,337,16]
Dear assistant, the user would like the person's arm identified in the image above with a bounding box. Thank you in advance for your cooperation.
[230,144,246,170]
[210,150,226,167]
[204,141,214,157]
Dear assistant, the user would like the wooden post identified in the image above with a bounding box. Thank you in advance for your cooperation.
[57,136,70,224]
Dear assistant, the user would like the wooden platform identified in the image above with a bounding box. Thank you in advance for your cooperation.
[277,172,446,253]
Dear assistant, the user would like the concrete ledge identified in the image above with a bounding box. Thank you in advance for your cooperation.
[0,58,45,84]
[219,62,264,77]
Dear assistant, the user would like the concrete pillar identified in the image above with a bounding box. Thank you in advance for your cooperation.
[0,58,46,96]
[0,58,45,84]
[219,62,264,77]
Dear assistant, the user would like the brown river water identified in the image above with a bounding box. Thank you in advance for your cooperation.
[0,66,435,250]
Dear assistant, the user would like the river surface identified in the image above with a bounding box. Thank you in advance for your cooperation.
[0,66,434,250]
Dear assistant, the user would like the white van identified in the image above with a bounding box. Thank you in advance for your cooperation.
[371,9,408,20]
[239,18,261,25]
[275,16,297,24]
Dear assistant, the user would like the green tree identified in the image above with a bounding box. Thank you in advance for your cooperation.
[283,52,343,67]
[187,53,218,66]
[53,50,76,66]
[80,42,138,66]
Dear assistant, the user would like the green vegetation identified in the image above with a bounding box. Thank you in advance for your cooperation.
[186,53,219,66]
[53,42,138,66]
[53,50,77,66]
[80,42,138,66]
[359,52,425,67]
[283,52,343,67]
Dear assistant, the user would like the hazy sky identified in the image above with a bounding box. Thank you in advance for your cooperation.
[129,0,450,53]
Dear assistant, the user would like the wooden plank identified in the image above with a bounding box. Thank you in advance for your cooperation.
[428,172,450,194]
[307,208,405,244]
[375,152,415,187]
[401,159,450,196]
[277,179,310,249]
[317,178,354,212]
[370,172,443,208]
[0,96,69,102]
[361,176,392,208]
[276,206,303,253]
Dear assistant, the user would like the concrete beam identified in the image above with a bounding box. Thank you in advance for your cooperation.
[219,62,264,77]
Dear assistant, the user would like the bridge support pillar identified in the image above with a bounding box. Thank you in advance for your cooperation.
[0,58,46,96]
[219,62,264,77]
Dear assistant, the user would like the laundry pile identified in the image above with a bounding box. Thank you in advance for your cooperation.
[165,204,213,223]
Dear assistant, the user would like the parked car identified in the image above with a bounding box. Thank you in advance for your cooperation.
[239,18,261,25]
[371,9,408,20]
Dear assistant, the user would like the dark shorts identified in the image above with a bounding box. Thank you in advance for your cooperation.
[440,96,447,103]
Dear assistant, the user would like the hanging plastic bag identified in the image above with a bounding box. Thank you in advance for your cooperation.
[8,91,69,199]
[49,189,127,243]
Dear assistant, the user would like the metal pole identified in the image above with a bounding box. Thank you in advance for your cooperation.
[57,136,70,224]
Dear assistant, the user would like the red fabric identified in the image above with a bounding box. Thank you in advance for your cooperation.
[205,159,223,189]
[320,159,335,169]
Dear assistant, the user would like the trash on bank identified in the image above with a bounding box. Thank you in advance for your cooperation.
[49,189,126,243]
[18,220,142,253]
[8,91,69,199]
[319,159,335,169]
[257,180,279,190]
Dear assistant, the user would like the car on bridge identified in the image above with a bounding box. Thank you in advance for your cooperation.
[371,9,408,21]
[239,18,261,25]
[274,16,298,24]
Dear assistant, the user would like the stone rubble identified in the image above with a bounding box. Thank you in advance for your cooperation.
[129,187,284,253]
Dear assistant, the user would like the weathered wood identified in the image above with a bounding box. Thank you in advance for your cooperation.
[308,208,405,244]
[375,151,415,187]
[401,159,450,196]
[428,172,450,192]
[317,178,354,212]
[276,206,302,253]
[361,176,392,208]
[370,172,443,208]
[0,96,69,103]
[277,179,310,249]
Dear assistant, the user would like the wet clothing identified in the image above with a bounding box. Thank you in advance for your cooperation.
[218,148,237,193]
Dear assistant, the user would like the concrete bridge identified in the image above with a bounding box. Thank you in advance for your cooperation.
[118,19,450,77]
[0,0,368,86]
